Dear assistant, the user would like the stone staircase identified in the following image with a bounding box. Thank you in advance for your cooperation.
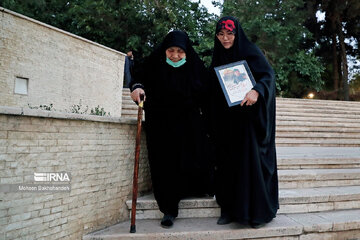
[122,88,360,147]
[83,90,360,239]
[121,88,139,119]
[276,98,360,147]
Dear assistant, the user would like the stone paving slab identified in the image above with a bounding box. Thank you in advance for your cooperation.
[83,209,360,240]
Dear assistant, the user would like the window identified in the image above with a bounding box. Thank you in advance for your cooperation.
[14,77,28,95]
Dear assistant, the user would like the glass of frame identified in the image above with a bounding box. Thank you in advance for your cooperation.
[214,60,256,107]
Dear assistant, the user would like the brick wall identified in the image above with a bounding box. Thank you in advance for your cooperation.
[0,107,151,239]
[0,7,125,117]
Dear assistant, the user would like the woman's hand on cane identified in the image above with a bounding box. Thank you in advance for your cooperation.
[131,88,146,104]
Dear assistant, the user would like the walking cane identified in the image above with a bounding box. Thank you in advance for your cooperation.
[130,94,144,233]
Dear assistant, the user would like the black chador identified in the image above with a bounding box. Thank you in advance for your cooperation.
[130,30,213,218]
[210,16,279,226]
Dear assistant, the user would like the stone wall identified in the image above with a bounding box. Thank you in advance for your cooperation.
[0,7,125,117]
[0,107,151,239]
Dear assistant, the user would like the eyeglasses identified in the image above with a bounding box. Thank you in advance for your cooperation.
[216,32,235,39]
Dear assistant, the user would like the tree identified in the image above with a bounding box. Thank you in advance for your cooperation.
[304,0,360,100]
[221,0,324,97]
[0,0,216,64]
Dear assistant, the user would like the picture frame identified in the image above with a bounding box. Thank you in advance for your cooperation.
[214,60,256,107]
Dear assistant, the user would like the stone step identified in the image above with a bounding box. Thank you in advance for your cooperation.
[121,110,145,120]
[121,109,135,115]
[83,209,360,240]
[276,126,360,133]
[121,107,360,122]
[121,93,360,118]
[123,90,360,106]
[276,139,360,147]
[120,105,360,121]
[122,99,137,105]
[121,99,360,113]
[278,168,360,188]
[122,105,138,111]
[121,92,360,147]
[120,105,360,120]
[122,91,360,107]
[122,113,137,119]
[121,107,360,121]
[117,117,357,131]
[277,102,360,110]
[278,157,360,169]
[121,109,142,116]
[120,108,360,121]
[123,92,360,104]
[277,115,360,123]
[276,132,360,139]
[276,110,360,118]
[277,109,360,117]
[276,138,360,147]
[276,120,360,128]
[277,98,360,105]
[277,147,360,169]
[125,186,360,219]
[277,97,360,106]
[277,147,360,158]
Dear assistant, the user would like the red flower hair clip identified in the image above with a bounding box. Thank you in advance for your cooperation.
[219,20,236,33]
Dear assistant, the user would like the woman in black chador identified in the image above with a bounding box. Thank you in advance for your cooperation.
[210,16,279,228]
[130,30,213,228]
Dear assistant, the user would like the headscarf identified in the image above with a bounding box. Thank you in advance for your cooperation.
[132,30,208,107]
[162,30,188,53]
[211,16,272,75]
[211,16,276,144]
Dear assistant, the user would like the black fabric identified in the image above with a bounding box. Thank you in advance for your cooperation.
[162,31,188,53]
[210,16,279,225]
[131,30,214,217]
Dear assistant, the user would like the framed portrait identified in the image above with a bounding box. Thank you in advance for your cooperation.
[214,60,256,107]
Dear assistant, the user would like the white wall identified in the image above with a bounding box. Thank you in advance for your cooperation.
[0,7,125,117]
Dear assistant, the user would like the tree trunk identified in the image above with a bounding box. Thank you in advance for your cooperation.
[338,16,349,101]
[329,5,340,98]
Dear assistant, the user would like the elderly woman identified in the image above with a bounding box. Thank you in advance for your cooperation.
[210,16,279,228]
[130,30,213,228]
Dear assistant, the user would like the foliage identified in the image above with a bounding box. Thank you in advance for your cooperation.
[350,74,360,92]
[2,0,358,98]
[221,0,324,97]
[26,100,110,116]
[0,0,217,65]
[90,105,110,116]
[303,0,360,100]
[69,99,89,114]
[28,103,55,111]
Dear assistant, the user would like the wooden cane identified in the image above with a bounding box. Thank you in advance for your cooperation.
[130,95,144,233]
